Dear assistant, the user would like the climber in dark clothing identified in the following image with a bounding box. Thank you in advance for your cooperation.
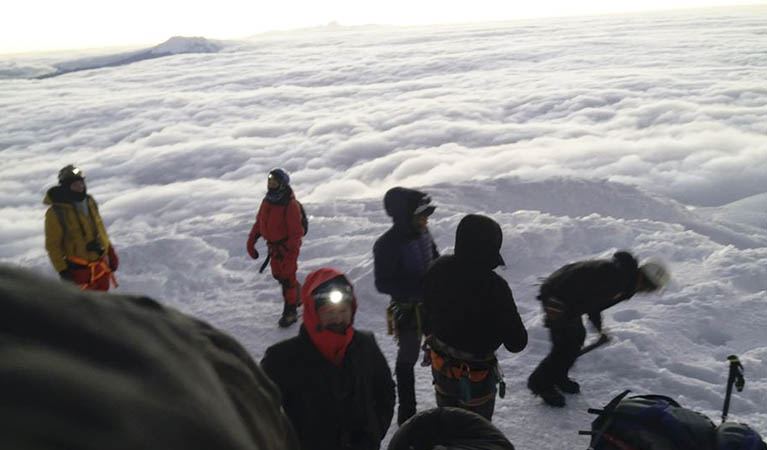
[373,187,439,425]
[423,214,527,421]
[261,268,395,450]
[527,251,670,407]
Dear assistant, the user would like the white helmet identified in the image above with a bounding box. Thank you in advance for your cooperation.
[639,260,670,291]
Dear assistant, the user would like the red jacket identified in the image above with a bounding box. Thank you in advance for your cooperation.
[247,192,303,255]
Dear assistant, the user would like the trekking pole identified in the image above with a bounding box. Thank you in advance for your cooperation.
[721,354,745,424]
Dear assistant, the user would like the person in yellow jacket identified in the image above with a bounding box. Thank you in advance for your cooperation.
[44,164,118,290]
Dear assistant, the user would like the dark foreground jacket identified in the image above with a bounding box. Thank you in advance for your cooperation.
[261,327,395,450]
[0,264,299,450]
[539,251,640,330]
[374,187,439,302]
[424,214,527,356]
[388,407,515,450]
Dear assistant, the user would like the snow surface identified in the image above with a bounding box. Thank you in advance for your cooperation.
[1,6,765,448]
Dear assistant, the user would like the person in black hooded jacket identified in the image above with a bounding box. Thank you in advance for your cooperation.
[261,268,395,450]
[373,187,439,425]
[527,251,669,407]
[423,214,527,421]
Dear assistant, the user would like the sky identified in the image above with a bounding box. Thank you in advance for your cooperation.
[1,6,766,448]
[2,0,766,53]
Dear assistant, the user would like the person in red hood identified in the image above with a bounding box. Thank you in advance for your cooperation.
[261,268,395,450]
[246,168,304,327]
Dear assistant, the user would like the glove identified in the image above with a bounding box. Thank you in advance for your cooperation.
[247,245,259,260]
[107,245,119,272]
[59,269,74,282]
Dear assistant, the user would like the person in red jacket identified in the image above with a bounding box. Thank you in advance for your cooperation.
[246,168,305,327]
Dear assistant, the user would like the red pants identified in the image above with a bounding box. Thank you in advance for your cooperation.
[270,249,300,305]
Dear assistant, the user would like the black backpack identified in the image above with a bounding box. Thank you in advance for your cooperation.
[296,201,308,236]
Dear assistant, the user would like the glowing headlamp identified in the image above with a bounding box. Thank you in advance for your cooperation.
[312,276,354,309]
[328,290,345,304]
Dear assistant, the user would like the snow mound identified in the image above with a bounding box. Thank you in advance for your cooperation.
[699,193,767,231]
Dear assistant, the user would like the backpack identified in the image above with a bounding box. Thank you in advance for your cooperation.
[716,423,767,450]
[585,391,766,450]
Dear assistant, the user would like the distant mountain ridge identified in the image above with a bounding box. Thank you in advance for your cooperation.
[36,36,222,79]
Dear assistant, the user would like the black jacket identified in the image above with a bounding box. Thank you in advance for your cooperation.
[374,187,438,302]
[424,214,527,356]
[261,326,395,450]
[539,251,640,330]
[0,264,300,450]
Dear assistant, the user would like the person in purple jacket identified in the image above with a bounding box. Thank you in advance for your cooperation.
[373,187,439,425]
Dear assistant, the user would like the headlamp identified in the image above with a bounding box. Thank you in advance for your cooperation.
[312,276,354,309]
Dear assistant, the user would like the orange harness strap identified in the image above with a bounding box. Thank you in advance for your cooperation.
[430,349,489,382]
[67,255,118,290]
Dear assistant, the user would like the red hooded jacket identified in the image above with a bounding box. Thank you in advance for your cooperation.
[302,267,357,366]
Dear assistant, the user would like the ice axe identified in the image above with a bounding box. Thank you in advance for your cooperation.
[721,354,745,423]
[578,332,610,356]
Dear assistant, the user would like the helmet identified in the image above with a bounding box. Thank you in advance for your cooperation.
[639,260,670,291]
[58,164,84,184]
[268,168,290,187]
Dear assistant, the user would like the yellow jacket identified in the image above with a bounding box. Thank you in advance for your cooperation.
[44,186,112,273]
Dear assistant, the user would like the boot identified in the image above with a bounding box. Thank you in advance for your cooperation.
[528,379,565,407]
[395,366,416,425]
[278,303,297,328]
[555,377,580,394]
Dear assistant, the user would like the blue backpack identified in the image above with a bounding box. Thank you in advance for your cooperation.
[584,391,766,450]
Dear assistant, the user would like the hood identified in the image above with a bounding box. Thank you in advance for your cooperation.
[383,187,435,225]
[612,250,639,289]
[301,267,358,366]
[302,267,358,328]
[454,214,505,269]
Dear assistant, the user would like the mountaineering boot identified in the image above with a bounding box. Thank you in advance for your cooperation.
[528,379,566,407]
[556,378,581,394]
[396,366,417,425]
[278,303,297,328]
